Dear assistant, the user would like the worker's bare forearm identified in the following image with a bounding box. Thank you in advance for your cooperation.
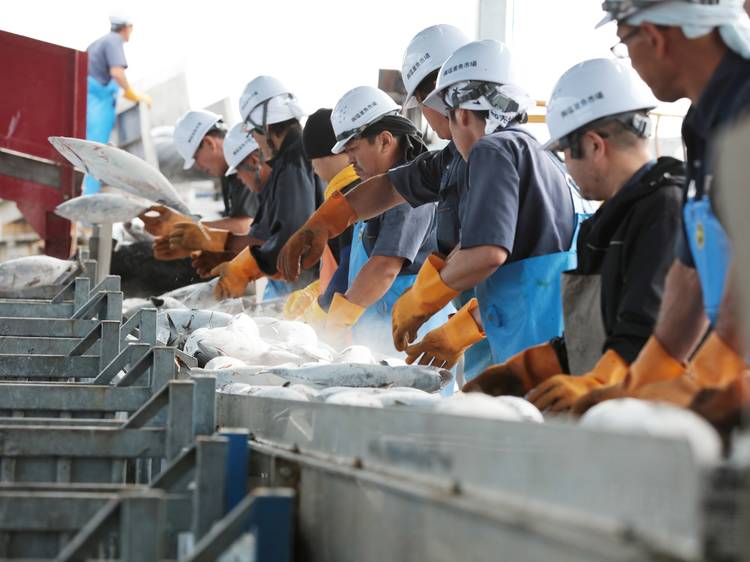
[440,245,509,292]
[348,174,406,221]
[203,216,252,234]
[224,233,264,256]
[715,262,745,355]
[653,260,710,361]
[345,255,404,309]
[109,66,130,90]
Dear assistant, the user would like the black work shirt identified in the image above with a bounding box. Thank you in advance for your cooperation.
[220,174,260,218]
[565,157,685,364]
[387,141,465,256]
[677,51,750,266]
[250,128,324,274]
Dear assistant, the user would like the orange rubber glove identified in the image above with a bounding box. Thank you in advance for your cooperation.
[139,205,191,238]
[276,191,358,281]
[572,336,686,414]
[153,235,191,261]
[210,248,263,299]
[404,298,485,369]
[391,255,459,351]
[325,293,365,346]
[527,350,629,413]
[462,343,562,396]
[169,222,229,253]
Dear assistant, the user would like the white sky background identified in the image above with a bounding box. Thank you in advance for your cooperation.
[2,0,686,135]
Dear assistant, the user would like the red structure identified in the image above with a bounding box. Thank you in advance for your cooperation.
[0,29,87,258]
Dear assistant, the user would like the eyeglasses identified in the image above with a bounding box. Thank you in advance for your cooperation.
[610,27,642,58]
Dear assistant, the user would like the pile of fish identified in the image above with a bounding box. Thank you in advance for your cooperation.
[0,255,79,295]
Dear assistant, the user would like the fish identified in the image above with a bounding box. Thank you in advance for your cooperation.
[203,356,249,370]
[260,363,452,393]
[335,345,376,364]
[579,398,721,466]
[192,366,290,388]
[48,136,190,214]
[325,391,384,408]
[159,280,228,310]
[0,256,78,293]
[256,319,318,347]
[222,384,310,402]
[183,316,270,366]
[376,388,440,408]
[54,193,149,224]
[435,393,525,422]
[494,396,544,423]
[156,309,233,347]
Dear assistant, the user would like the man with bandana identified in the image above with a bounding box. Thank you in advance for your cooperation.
[573,0,750,414]
[390,39,589,370]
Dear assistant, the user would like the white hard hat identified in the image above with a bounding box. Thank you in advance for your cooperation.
[544,58,657,151]
[330,86,401,154]
[173,110,222,170]
[109,12,132,26]
[401,24,470,108]
[223,123,260,176]
[424,39,516,115]
[239,75,304,129]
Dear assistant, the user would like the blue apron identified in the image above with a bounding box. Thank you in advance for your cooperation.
[84,76,119,195]
[347,221,456,394]
[263,279,294,301]
[474,179,590,366]
[683,179,731,325]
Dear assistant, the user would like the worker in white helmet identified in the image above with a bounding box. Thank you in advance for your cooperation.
[571,0,750,415]
[277,24,493,376]
[321,85,454,358]
[139,111,262,264]
[463,58,684,414]
[83,12,151,195]
[209,76,323,301]
[387,39,591,373]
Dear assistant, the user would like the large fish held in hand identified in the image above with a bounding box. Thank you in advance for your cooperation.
[48,136,190,214]
[0,256,78,293]
[55,193,150,224]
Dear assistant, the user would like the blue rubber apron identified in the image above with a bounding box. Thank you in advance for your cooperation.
[263,279,294,301]
[474,179,590,366]
[84,76,119,195]
[347,221,456,393]
[683,178,731,325]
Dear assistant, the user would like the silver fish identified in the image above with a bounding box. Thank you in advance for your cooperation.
[260,363,452,393]
[156,309,233,347]
[0,256,78,293]
[55,193,149,224]
[48,136,190,214]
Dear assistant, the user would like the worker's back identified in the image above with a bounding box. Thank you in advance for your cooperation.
[87,31,127,86]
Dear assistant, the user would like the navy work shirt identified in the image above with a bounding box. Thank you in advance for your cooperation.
[221,174,260,219]
[459,126,575,263]
[677,51,750,266]
[87,32,127,86]
[387,141,465,256]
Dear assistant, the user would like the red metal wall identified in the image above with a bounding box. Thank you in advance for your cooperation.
[0,29,87,258]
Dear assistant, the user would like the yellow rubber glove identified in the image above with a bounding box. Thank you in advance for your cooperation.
[283,280,321,320]
[572,336,686,414]
[139,205,191,238]
[392,255,459,352]
[169,222,229,253]
[325,293,365,345]
[527,350,629,413]
[123,88,153,108]
[302,299,327,327]
[153,235,191,261]
[210,248,263,299]
[277,191,358,281]
[404,298,485,369]
[462,343,562,396]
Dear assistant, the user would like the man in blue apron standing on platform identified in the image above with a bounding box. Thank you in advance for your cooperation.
[390,39,591,374]
[84,13,152,195]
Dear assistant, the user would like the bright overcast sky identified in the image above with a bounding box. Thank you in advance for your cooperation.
[2,0,686,133]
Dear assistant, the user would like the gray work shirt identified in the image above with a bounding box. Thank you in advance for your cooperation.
[87,32,128,86]
[221,174,260,219]
[459,126,575,263]
[387,141,465,256]
[362,200,438,276]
